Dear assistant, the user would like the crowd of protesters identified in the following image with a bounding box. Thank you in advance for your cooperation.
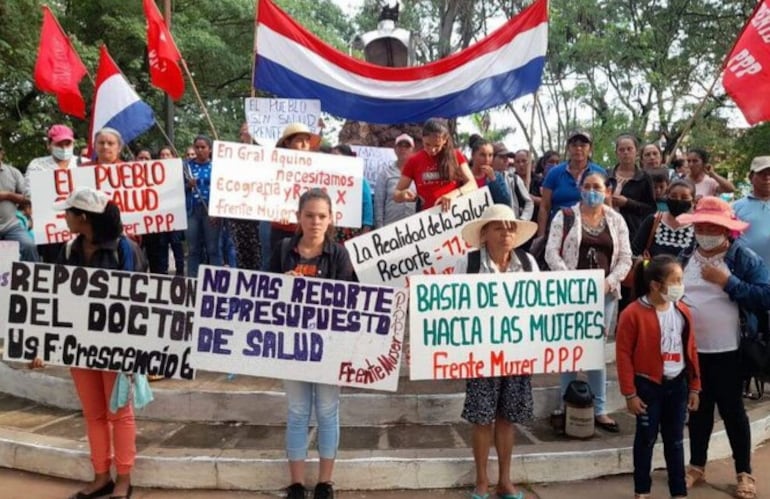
[2,119,769,499]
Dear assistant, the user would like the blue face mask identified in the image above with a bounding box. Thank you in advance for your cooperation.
[581,190,605,207]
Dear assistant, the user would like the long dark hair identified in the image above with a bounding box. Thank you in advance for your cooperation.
[423,118,458,181]
[68,202,123,245]
[296,188,335,241]
[633,254,680,300]
[536,150,559,175]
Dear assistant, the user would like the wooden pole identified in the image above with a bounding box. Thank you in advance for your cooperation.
[179,58,219,140]
[251,0,260,98]
[665,72,721,163]
[154,120,179,156]
[163,0,175,146]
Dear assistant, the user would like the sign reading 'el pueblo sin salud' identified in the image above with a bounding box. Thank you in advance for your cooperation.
[191,266,408,391]
[2,262,197,380]
[244,97,321,145]
[409,270,606,380]
[345,188,492,287]
[29,159,187,244]
[209,140,364,228]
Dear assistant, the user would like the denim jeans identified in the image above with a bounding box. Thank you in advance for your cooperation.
[283,380,340,461]
[186,204,222,277]
[1,223,39,262]
[560,294,617,415]
[260,222,272,271]
[689,350,752,474]
[633,375,688,496]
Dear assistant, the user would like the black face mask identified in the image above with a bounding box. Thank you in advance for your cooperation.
[666,198,692,216]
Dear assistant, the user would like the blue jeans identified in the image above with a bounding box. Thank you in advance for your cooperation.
[560,294,618,415]
[1,223,39,262]
[220,224,237,267]
[633,375,688,497]
[186,204,222,277]
[260,222,272,271]
[283,380,340,461]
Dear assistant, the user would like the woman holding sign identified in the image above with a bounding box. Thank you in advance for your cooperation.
[393,118,477,211]
[545,169,633,433]
[268,188,355,499]
[185,134,223,277]
[454,204,539,499]
[48,187,146,499]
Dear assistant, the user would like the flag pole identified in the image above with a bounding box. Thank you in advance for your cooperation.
[163,0,176,146]
[665,1,763,163]
[154,120,179,156]
[251,0,260,98]
[179,58,219,140]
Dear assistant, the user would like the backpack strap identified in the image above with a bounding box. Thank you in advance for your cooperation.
[514,247,532,272]
[65,239,75,262]
[643,212,663,258]
[559,208,575,259]
[466,250,481,274]
[510,174,526,215]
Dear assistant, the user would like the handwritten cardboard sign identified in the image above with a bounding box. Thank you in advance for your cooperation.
[209,140,363,228]
[29,159,187,244]
[345,188,493,287]
[190,266,408,391]
[349,145,397,189]
[408,270,606,380]
[244,98,321,145]
[2,262,196,379]
[0,241,19,330]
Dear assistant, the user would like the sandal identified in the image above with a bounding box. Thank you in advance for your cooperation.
[595,417,620,433]
[471,494,490,499]
[735,473,756,499]
[685,465,705,489]
[497,492,524,499]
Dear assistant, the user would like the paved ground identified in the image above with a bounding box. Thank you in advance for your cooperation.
[2,441,766,498]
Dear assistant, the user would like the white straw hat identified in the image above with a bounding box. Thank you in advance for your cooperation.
[52,187,109,213]
[460,204,538,249]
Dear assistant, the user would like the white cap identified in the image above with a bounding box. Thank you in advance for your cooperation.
[750,156,770,173]
[394,133,414,147]
[53,187,109,213]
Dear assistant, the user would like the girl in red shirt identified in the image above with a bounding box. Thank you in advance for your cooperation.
[393,118,476,211]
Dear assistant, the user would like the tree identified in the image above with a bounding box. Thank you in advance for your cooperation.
[0,0,354,170]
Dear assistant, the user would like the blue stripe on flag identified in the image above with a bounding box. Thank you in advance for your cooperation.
[254,56,546,124]
[103,100,155,145]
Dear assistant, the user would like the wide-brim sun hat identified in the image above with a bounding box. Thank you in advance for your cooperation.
[276,122,321,149]
[676,195,748,232]
[461,204,539,249]
[52,186,109,214]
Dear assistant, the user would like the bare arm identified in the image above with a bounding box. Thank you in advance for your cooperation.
[708,167,735,194]
[392,174,417,203]
[537,188,553,237]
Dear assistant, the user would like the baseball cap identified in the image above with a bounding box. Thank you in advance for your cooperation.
[749,156,770,173]
[48,125,75,144]
[492,142,515,158]
[53,187,109,213]
[395,133,414,147]
[567,130,592,144]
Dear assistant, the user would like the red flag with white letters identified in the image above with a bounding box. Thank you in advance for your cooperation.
[33,6,88,118]
[143,0,185,100]
[723,0,770,125]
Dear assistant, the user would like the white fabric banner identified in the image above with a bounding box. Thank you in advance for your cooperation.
[209,140,363,228]
[409,270,606,380]
[29,159,187,244]
[190,266,408,391]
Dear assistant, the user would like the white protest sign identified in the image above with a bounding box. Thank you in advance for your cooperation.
[190,266,408,391]
[244,98,321,145]
[345,188,493,287]
[29,159,187,244]
[408,270,606,380]
[2,262,196,379]
[0,241,19,331]
[350,145,397,189]
[209,140,363,228]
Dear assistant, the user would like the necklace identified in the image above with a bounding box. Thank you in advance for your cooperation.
[582,216,606,236]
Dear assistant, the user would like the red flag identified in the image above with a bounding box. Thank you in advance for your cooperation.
[33,7,88,119]
[143,0,185,100]
[723,0,770,125]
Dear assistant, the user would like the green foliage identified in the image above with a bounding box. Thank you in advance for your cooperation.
[0,0,353,170]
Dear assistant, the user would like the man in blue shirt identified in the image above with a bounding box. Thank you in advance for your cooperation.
[734,156,770,268]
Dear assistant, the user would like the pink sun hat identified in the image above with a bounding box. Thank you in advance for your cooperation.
[676,196,748,233]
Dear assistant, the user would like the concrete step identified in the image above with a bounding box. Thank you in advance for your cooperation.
[0,349,623,425]
[0,392,767,491]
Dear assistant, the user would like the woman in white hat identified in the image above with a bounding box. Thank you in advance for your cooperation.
[456,204,538,499]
